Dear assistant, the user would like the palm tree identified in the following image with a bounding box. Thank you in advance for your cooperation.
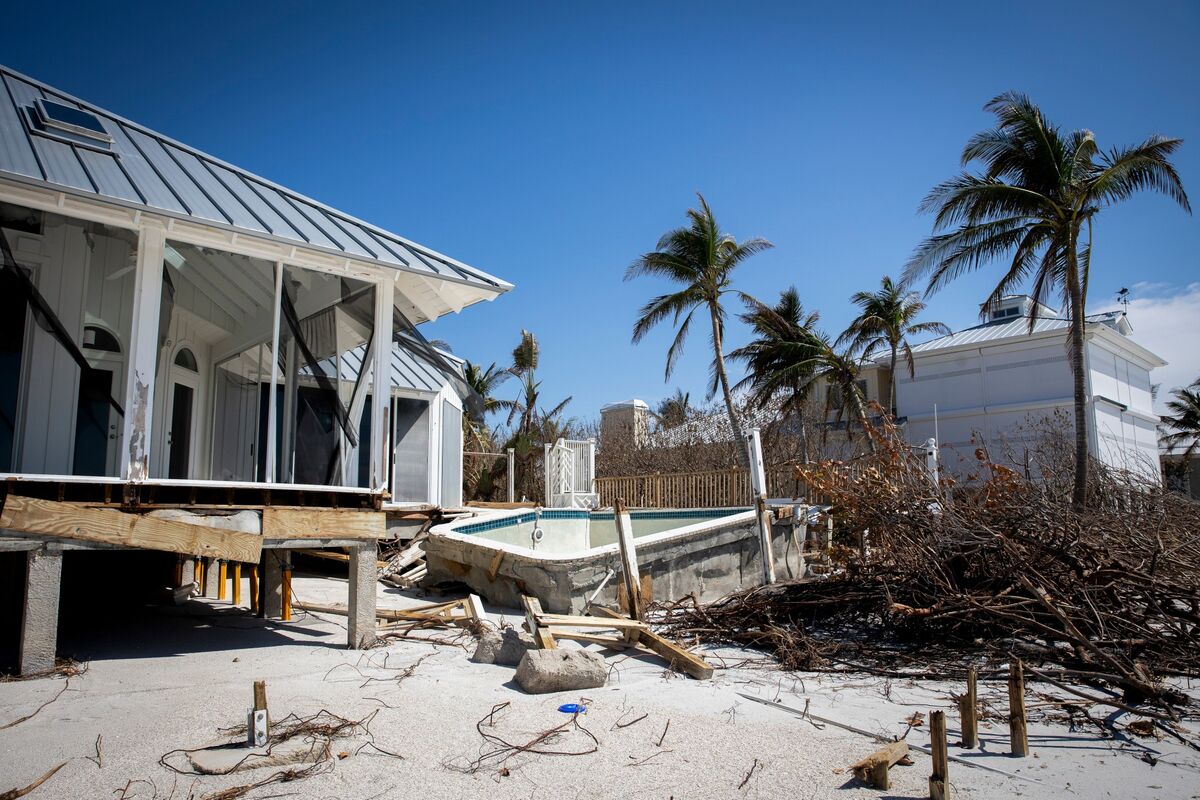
[731,292,875,456]
[837,276,949,415]
[462,360,510,449]
[730,288,822,461]
[505,331,554,438]
[655,388,693,429]
[1161,378,1200,461]
[808,335,875,454]
[905,92,1189,508]
[501,330,571,500]
[626,193,772,465]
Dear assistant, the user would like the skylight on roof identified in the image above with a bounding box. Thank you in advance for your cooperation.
[33,98,112,145]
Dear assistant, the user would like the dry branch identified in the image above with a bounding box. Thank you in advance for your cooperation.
[657,416,1200,719]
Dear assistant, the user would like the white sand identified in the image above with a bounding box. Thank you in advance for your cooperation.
[1,573,1196,799]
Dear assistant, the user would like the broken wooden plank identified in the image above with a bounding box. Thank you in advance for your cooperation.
[486,549,505,581]
[630,626,714,680]
[295,549,388,568]
[613,499,642,623]
[262,507,384,540]
[537,613,647,630]
[591,605,713,680]
[850,739,909,789]
[546,629,642,649]
[294,600,462,623]
[522,595,556,650]
[0,495,262,562]
[465,594,486,622]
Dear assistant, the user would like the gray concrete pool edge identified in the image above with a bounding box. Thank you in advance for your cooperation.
[424,512,803,614]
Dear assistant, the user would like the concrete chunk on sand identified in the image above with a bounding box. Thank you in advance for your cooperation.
[515,649,607,693]
[472,628,537,666]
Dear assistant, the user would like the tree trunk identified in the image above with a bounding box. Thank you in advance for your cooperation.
[710,307,748,467]
[1068,250,1090,510]
[854,392,878,454]
[888,345,898,417]
[799,417,810,463]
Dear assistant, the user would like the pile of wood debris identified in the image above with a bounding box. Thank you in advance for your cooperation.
[377,528,430,588]
[657,423,1200,721]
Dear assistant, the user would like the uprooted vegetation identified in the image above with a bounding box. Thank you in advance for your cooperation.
[656,420,1200,720]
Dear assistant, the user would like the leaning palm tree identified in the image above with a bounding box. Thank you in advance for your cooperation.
[905,91,1189,508]
[837,275,949,415]
[809,335,876,454]
[730,288,823,461]
[626,193,772,464]
[655,388,693,429]
[1161,378,1200,461]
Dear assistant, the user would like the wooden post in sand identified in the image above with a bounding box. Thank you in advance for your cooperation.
[959,667,978,748]
[929,710,949,799]
[249,564,260,614]
[232,562,242,607]
[1008,660,1029,757]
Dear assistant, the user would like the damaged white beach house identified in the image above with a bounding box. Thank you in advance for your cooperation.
[0,65,511,674]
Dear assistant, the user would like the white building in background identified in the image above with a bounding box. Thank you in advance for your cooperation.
[601,295,1166,484]
[893,295,1165,482]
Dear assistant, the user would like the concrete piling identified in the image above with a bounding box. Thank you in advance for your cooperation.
[19,545,62,676]
[347,543,376,649]
[262,550,284,618]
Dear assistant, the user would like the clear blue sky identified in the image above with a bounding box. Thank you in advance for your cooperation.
[6,1,1198,422]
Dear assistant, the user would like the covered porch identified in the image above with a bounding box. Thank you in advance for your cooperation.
[0,64,511,672]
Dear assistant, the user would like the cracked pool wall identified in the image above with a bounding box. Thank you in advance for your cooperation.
[425,517,801,614]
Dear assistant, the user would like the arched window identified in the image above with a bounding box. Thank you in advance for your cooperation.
[83,325,120,353]
[173,347,198,372]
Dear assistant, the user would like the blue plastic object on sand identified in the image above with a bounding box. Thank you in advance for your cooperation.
[558,703,587,714]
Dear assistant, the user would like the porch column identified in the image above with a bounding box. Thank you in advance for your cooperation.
[369,276,394,492]
[261,550,284,618]
[19,545,63,675]
[264,262,284,482]
[347,543,376,649]
[121,222,166,481]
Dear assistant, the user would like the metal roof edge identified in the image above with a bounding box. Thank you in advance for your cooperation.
[910,316,1167,369]
[1089,323,1167,369]
[0,169,508,299]
[909,320,1071,358]
[0,63,513,293]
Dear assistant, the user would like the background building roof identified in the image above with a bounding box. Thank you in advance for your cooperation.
[907,311,1133,354]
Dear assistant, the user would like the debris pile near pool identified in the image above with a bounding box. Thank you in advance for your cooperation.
[656,423,1200,719]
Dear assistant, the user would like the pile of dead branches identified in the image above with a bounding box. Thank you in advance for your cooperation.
[657,417,1200,716]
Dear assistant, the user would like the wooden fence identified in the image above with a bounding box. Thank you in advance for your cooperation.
[596,466,807,509]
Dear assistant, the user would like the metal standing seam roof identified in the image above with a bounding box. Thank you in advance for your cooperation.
[905,312,1127,354]
[309,341,464,394]
[0,64,512,295]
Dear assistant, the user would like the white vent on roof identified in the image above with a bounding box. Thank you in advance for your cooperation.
[985,295,1058,322]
